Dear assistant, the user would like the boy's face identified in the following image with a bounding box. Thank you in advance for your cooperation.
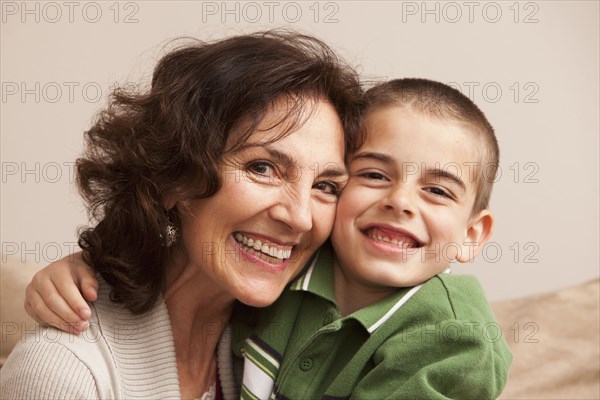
[331,105,492,295]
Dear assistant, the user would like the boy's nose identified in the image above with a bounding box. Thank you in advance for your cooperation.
[382,185,415,217]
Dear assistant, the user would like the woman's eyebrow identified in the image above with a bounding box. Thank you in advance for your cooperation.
[269,146,348,179]
[235,144,295,168]
[263,147,295,168]
[318,165,348,180]
[243,145,348,178]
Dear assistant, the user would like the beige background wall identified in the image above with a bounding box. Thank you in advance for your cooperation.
[1,1,598,301]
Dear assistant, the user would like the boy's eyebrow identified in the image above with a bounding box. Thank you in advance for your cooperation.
[425,169,467,192]
[351,151,394,166]
[353,152,467,191]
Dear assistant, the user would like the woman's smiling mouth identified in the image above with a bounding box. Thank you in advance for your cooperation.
[233,232,294,267]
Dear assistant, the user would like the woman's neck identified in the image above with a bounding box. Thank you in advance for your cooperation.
[163,247,236,326]
[163,252,235,399]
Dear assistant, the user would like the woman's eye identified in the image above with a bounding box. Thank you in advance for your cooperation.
[247,161,275,176]
[314,181,340,196]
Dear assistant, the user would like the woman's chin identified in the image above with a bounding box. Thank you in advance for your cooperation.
[235,287,284,308]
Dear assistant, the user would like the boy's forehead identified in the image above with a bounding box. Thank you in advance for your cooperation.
[356,106,482,187]
[362,106,478,158]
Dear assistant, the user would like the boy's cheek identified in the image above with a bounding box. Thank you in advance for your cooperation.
[335,185,359,215]
[332,202,349,234]
[331,193,359,239]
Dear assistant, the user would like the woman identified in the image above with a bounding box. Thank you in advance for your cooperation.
[0,31,363,399]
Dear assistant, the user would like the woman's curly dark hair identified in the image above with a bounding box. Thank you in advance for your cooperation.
[77,30,364,314]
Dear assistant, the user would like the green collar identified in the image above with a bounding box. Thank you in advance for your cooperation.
[289,242,421,333]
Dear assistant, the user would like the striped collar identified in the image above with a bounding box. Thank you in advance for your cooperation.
[288,242,437,334]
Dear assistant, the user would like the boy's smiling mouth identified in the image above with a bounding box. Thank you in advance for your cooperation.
[361,225,424,249]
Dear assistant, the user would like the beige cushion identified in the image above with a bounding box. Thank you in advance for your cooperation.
[494,278,600,399]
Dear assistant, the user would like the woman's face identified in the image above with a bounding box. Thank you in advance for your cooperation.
[177,98,347,307]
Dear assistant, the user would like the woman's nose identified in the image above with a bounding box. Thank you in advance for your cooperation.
[268,187,313,233]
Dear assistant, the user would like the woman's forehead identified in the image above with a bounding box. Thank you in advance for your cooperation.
[231,97,343,147]
[232,99,345,166]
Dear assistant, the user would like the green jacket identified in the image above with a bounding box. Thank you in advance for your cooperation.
[233,244,512,399]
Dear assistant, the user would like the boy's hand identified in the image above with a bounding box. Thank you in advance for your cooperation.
[24,252,99,334]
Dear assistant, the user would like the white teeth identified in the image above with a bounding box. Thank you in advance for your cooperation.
[366,229,418,249]
[233,233,293,261]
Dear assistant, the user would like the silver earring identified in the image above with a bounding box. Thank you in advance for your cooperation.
[163,222,179,247]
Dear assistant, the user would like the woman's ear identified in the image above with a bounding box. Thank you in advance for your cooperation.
[456,209,494,263]
[163,195,177,211]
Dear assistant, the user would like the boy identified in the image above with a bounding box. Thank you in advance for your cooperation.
[235,78,512,399]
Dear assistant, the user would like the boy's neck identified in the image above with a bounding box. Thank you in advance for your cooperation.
[333,257,398,316]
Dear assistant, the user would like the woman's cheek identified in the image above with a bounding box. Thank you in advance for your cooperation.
[314,202,338,242]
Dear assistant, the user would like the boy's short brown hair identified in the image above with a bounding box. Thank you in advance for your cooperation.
[363,78,499,213]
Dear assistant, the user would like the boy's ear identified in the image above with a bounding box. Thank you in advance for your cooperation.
[456,209,494,263]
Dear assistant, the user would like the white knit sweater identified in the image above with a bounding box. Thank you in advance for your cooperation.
[0,279,240,400]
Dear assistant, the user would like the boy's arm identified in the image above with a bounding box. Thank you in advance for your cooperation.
[25,252,99,333]
[350,320,512,400]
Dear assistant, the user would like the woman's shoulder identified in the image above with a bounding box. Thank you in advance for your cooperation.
[0,274,136,398]
[0,325,106,399]
[91,276,181,398]
[1,276,180,400]
[92,275,175,347]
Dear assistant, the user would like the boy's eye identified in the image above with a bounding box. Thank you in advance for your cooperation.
[313,181,340,196]
[424,187,452,199]
[360,171,388,181]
